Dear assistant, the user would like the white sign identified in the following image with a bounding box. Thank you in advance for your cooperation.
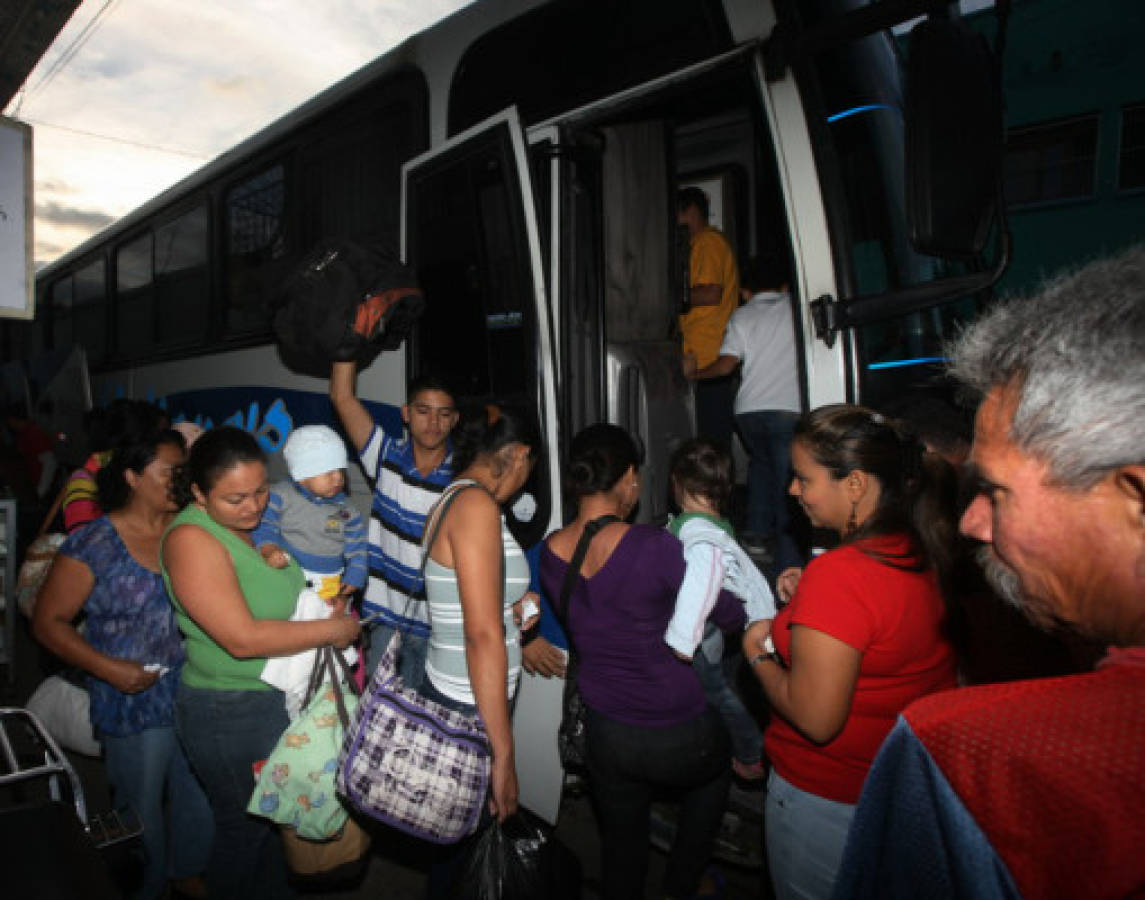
[0,116,33,320]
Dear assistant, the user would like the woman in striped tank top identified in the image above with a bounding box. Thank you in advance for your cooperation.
[420,401,540,826]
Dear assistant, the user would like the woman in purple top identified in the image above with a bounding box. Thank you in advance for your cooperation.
[34,429,212,900]
[540,424,768,899]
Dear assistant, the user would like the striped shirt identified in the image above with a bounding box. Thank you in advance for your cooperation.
[359,424,453,636]
[63,452,110,534]
[424,481,527,705]
[251,479,367,591]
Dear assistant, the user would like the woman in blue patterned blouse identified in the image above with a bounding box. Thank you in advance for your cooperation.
[34,429,213,900]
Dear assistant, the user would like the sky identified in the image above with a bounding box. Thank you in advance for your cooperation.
[4,0,474,268]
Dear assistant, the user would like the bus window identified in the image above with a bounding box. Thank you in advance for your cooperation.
[407,136,533,400]
[299,101,417,253]
[50,276,73,352]
[116,232,155,359]
[156,204,209,347]
[74,259,108,367]
[225,164,286,336]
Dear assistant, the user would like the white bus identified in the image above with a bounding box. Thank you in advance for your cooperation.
[9,0,1007,819]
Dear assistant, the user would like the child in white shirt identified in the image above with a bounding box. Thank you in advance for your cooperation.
[666,438,775,780]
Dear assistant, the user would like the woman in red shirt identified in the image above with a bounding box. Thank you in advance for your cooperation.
[744,404,960,900]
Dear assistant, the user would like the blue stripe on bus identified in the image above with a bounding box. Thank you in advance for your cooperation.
[866,356,947,371]
[827,103,897,123]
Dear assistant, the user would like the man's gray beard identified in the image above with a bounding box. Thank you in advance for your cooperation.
[974,545,1024,610]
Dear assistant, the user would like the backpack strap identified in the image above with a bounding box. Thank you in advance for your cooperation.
[556,514,622,622]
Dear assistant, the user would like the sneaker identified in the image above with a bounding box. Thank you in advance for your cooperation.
[732,758,767,782]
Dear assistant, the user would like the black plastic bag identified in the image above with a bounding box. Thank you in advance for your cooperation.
[453,809,582,900]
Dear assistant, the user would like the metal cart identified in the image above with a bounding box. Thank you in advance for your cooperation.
[0,707,138,898]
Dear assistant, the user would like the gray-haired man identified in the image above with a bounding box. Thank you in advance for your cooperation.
[833,246,1145,899]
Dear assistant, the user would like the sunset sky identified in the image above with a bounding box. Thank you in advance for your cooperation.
[5,0,472,268]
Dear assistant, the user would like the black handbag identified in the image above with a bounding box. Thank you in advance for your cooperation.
[553,514,619,771]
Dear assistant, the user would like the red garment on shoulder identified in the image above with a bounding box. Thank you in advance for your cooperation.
[904,651,1145,900]
[764,536,957,803]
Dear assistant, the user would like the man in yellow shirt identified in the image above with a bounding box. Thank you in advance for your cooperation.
[678,187,740,448]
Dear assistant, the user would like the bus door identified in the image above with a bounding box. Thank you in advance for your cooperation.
[402,109,568,824]
[400,106,561,549]
[530,48,824,523]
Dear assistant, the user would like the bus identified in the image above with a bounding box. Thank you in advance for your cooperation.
[7,0,1006,820]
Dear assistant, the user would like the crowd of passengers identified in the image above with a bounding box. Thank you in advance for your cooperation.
[22,243,1143,900]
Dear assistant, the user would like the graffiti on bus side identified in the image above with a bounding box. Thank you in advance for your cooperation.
[181,398,294,454]
[99,383,296,453]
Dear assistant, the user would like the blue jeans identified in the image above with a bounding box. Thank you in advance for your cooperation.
[693,630,762,765]
[102,725,213,900]
[364,622,429,686]
[765,770,855,900]
[175,685,295,899]
[586,705,731,899]
[735,410,802,570]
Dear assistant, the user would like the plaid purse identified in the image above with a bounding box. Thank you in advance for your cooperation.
[336,630,490,844]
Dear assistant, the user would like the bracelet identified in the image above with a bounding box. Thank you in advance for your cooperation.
[748,650,782,667]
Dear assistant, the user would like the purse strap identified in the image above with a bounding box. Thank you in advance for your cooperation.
[556,514,621,622]
[420,479,483,577]
[301,645,359,730]
[420,477,504,588]
[37,478,69,538]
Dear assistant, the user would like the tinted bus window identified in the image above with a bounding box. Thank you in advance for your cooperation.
[407,133,533,400]
[225,164,286,335]
[51,277,73,351]
[156,204,209,346]
[448,0,732,134]
[116,232,154,358]
[74,259,108,366]
[299,101,417,253]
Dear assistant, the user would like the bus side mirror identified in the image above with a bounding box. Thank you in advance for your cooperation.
[905,17,1003,259]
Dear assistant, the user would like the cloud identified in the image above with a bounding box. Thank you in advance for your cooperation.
[11,0,474,265]
[207,75,251,95]
[35,200,115,230]
[34,177,78,196]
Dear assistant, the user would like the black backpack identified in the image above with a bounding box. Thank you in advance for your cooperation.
[273,238,425,372]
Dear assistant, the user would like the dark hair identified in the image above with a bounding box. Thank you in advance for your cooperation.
[566,423,644,499]
[172,426,266,508]
[84,399,167,454]
[451,400,540,473]
[670,438,733,514]
[95,429,186,512]
[881,390,972,461]
[407,372,456,404]
[794,404,959,581]
[739,251,791,294]
[677,186,710,220]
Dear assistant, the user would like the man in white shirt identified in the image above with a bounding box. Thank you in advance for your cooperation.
[684,253,802,571]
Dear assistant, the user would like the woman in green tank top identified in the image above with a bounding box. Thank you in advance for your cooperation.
[161,427,359,899]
